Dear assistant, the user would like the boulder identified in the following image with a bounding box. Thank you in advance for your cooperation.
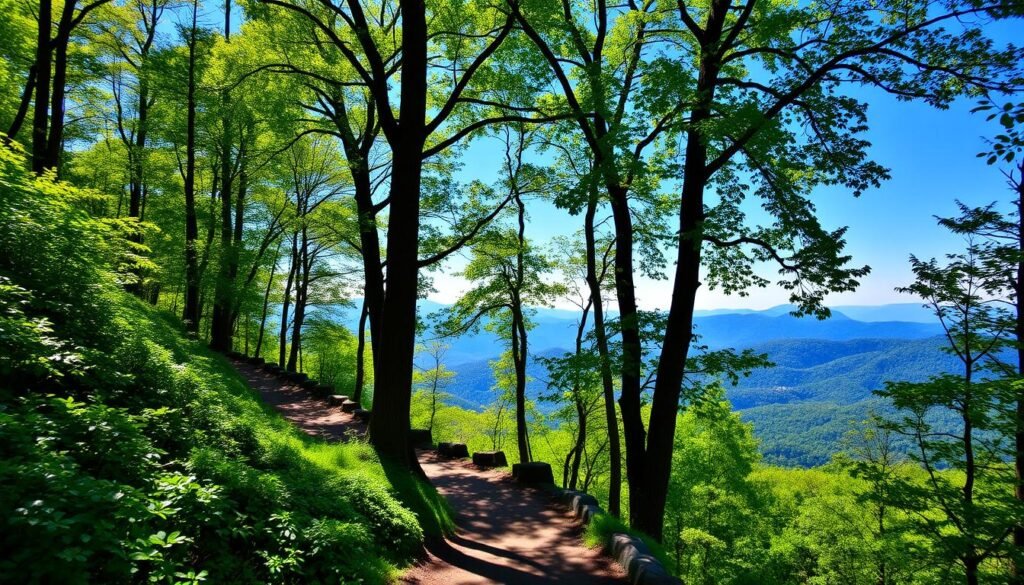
[628,554,682,585]
[511,462,554,485]
[472,451,508,467]
[438,442,470,458]
[328,395,350,407]
[409,429,433,448]
[576,503,603,524]
[340,400,359,413]
[353,408,371,423]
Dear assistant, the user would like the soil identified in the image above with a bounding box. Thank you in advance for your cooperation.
[232,359,626,584]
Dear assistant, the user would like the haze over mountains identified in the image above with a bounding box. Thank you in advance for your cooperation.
[338,301,951,466]
[429,302,954,466]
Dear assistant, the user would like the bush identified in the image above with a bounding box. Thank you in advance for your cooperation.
[0,144,442,584]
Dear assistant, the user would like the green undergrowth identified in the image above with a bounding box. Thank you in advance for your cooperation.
[0,142,450,583]
[583,512,672,570]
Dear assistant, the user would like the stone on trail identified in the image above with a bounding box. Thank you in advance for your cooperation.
[571,493,599,515]
[353,409,371,423]
[340,400,358,413]
[409,428,433,448]
[328,394,350,406]
[511,462,554,485]
[438,442,470,458]
[471,450,507,467]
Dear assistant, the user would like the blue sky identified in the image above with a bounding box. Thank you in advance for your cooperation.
[433,72,1021,312]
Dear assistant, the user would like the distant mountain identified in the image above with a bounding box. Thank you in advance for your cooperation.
[444,334,960,466]
[407,302,944,365]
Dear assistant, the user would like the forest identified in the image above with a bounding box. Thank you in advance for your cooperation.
[2,0,1024,583]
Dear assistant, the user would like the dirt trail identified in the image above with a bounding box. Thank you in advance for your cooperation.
[233,359,625,584]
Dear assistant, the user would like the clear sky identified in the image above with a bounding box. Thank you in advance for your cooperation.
[431,73,1021,312]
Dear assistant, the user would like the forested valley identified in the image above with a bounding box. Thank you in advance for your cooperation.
[2,0,1024,583]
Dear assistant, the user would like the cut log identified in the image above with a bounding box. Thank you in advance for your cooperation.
[511,462,554,485]
[353,409,371,423]
[438,442,469,458]
[285,372,308,384]
[340,400,358,413]
[472,451,508,467]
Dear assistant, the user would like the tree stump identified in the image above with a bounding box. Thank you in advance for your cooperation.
[328,395,350,407]
[340,400,358,413]
[353,409,371,423]
[300,378,319,390]
[472,451,508,467]
[438,442,469,458]
[511,462,554,485]
[409,429,433,448]
[247,356,265,366]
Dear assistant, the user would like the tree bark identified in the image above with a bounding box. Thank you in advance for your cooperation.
[354,298,369,404]
[584,183,621,517]
[278,233,298,368]
[1014,162,1024,583]
[181,0,201,334]
[368,0,427,469]
[254,240,281,357]
[31,0,52,174]
[6,64,36,141]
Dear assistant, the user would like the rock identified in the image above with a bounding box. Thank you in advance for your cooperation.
[340,400,358,413]
[472,451,508,467]
[572,493,599,515]
[577,504,603,524]
[409,428,433,448]
[559,489,582,505]
[511,462,554,485]
[328,395,350,406]
[628,554,681,585]
[438,442,469,458]
[353,409,371,423]
[246,356,265,366]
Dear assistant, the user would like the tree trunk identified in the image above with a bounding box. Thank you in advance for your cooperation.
[209,4,235,352]
[287,229,309,372]
[6,64,36,141]
[584,184,621,517]
[181,0,201,334]
[43,0,76,174]
[31,0,52,174]
[368,0,427,470]
[254,241,280,358]
[278,233,297,368]
[354,298,368,404]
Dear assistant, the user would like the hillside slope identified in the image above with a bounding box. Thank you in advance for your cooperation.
[0,148,444,583]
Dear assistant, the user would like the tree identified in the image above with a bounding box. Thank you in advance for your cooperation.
[413,342,455,433]
[510,0,1023,540]
[878,237,1018,585]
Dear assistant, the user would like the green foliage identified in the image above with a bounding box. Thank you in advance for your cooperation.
[0,145,439,583]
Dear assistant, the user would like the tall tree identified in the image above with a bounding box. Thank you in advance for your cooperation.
[880,238,1017,585]
[510,0,1022,539]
